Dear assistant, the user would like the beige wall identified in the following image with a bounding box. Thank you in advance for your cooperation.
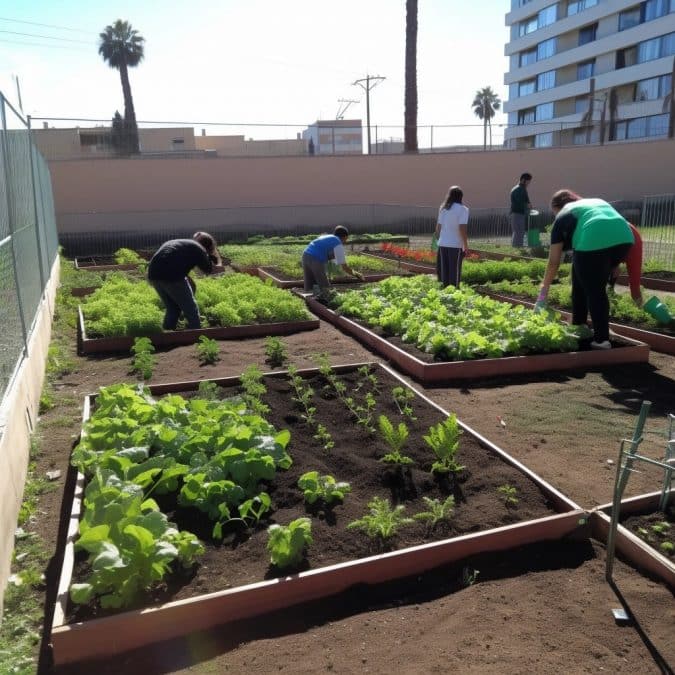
[50,139,675,233]
[0,257,59,616]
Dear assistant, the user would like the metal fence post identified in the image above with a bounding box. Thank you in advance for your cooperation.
[26,115,46,290]
[0,93,30,357]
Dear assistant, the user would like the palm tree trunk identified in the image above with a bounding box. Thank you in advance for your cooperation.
[483,113,487,151]
[119,59,140,153]
[404,0,418,153]
[488,116,493,149]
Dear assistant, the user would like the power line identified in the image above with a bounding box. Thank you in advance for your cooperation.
[353,75,385,155]
[0,29,93,44]
[0,15,91,34]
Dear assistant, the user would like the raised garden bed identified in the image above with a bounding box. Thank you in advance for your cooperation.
[591,490,674,590]
[482,289,675,356]
[51,363,583,664]
[76,305,320,354]
[257,266,400,289]
[361,250,436,274]
[616,271,675,293]
[74,257,141,273]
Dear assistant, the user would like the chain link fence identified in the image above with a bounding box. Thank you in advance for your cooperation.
[0,93,59,402]
[641,194,675,271]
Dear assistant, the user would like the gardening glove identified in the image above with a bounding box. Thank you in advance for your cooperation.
[533,300,547,313]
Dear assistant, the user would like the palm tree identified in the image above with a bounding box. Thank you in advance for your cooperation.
[99,20,145,154]
[404,0,418,153]
[472,86,501,150]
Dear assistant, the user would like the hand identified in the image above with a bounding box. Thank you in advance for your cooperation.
[534,300,546,313]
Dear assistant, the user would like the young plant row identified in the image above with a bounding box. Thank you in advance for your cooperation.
[333,276,580,360]
[81,273,311,337]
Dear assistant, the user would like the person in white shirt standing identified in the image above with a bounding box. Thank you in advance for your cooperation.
[434,186,469,288]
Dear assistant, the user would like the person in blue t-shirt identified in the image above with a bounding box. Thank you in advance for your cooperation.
[302,225,364,296]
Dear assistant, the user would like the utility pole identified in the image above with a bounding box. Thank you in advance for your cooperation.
[353,75,385,155]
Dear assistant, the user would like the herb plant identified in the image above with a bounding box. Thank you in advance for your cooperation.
[313,424,335,451]
[130,337,156,380]
[347,496,414,543]
[378,415,413,465]
[287,365,316,425]
[497,484,519,506]
[264,336,288,367]
[196,336,220,364]
[392,386,416,420]
[424,415,465,476]
[197,380,220,400]
[413,496,456,532]
[297,471,351,506]
[240,365,270,415]
[267,518,312,569]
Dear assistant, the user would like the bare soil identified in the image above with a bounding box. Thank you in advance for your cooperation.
[32,303,675,674]
[622,507,675,563]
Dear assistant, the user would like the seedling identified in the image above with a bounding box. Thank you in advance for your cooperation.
[264,336,288,368]
[267,518,313,569]
[461,566,480,587]
[237,492,272,526]
[497,484,519,506]
[287,365,316,425]
[414,495,455,533]
[240,365,270,415]
[378,415,413,465]
[196,335,220,365]
[130,336,156,380]
[297,471,351,506]
[313,424,335,451]
[392,386,416,420]
[197,380,220,400]
[424,415,464,476]
[347,496,414,544]
[355,365,380,393]
[651,521,670,536]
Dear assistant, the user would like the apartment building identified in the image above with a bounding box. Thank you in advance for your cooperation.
[504,0,675,148]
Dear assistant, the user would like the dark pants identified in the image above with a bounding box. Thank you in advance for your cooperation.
[151,277,201,330]
[436,246,464,288]
[302,252,329,293]
[571,244,631,342]
[511,213,526,248]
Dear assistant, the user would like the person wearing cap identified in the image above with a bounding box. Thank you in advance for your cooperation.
[535,190,637,350]
[147,231,222,330]
[302,226,364,297]
[509,172,532,248]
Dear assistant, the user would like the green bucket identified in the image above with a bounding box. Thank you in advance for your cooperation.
[527,228,541,247]
[431,235,439,252]
[643,296,673,324]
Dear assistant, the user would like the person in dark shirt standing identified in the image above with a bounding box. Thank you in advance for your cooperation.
[509,172,532,248]
[147,231,222,330]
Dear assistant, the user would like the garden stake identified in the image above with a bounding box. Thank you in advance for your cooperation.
[660,414,675,512]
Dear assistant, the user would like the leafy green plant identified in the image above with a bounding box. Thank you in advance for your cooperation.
[287,365,316,425]
[413,496,455,532]
[130,336,156,380]
[313,424,335,451]
[196,335,220,364]
[297,471,351,506]
[267,517,312,569]
[355,365,380,393]
[497,484,519,506]
[114,248,145,265]
[347,496,413,543]
[651,521,670,536]
[197,380,220,400]
[424,415,465,476]
[461,566,480,587]
[378,415,413,465]
[660,541,674,555]
[240,365,270,415]
[264,336,288,367]
[392,386,416,420]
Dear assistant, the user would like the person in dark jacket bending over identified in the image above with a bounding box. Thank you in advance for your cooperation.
[302,226,364,296]
[148,231,222,330]
[535,190,638,350]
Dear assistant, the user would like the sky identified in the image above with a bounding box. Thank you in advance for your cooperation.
[0,0,511,148]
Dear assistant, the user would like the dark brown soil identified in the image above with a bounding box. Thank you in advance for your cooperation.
[66,367,556,624]
[622,507,675,562]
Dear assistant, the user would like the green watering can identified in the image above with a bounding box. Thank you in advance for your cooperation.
[431,235,439,252]
[643,296,674,325]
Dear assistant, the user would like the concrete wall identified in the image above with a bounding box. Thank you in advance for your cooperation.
[50,138,675,234]
[0,257,60,616]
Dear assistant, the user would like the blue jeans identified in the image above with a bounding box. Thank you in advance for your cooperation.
[151,278,201,330]
[511,213,526,248]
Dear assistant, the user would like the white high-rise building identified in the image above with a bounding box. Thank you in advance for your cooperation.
[504,0,675,148]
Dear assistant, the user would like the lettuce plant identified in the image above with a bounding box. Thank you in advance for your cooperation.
[267,518,312,569]
[297,471,351,505]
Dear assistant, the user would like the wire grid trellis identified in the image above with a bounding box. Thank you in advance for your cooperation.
[641,194,675,271]
[0,93,59,403]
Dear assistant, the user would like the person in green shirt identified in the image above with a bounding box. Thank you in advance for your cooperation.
[509,172,532,247]
[535,189,635,349]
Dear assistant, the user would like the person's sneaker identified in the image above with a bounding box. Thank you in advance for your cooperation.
[590,340,612,350]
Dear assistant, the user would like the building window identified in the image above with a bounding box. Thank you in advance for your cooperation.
[536,102,554,120]
[575,96,589,114]
[537,70,556,90]
[519,79,536,96]
[616,46,638,69]
[518,107,536,125]
[627,117,648,138]
[638,37,662,62]
[636,74,672,100]
[577,59,595,80]
[568,0,598,16]
[538,4,557,28]
[614,121,628,141]
[509,83,520,100]
[520,47,537,66]
[579,23,597,46]
[645,0,670,21]
[573,129,587,145]
[535,132,554,147]
[519,16,539,36]
[537,37,557,60]
[619,7,642,31]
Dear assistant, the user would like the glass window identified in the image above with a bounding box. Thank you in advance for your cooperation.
[509,83,520,100]
[577,60,594,80]
[638,37,661,62]
[535,132,554,147]
[537,38,557,60]
[647,113,669,136]
[537,70,556,91]
[579,23,597,46]
[519,16,538,36]
[636,76,660,100]
[519,79,536,96]
[536,102,554,120]
[663,32,675,57]
[573,129,587,144]
[627,117,647,138]
[520,48,537,67]
[614,121,628,141]
[538,5,557,28]
[518,108,536,125]
[645,0,669,21]
[619,7,642,31]
[616,46,637,69]
[575,96,589,114]
[568,0,598,15]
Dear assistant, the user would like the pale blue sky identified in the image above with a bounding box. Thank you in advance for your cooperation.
[0,1,511,147]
